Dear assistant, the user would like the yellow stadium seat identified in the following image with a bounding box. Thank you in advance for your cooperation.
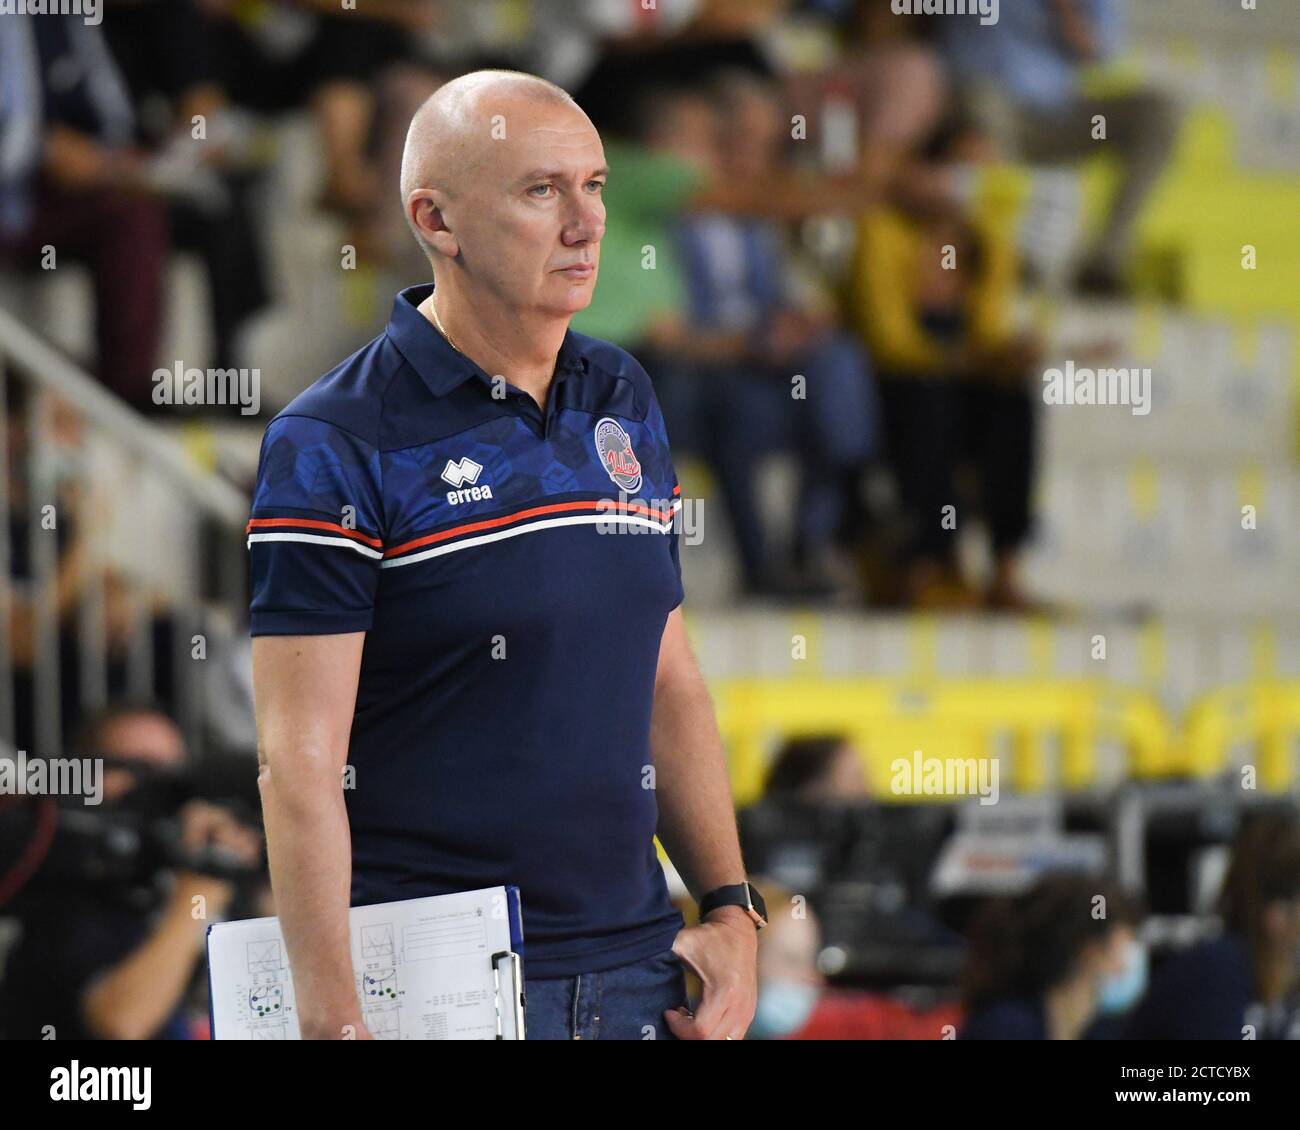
[710,677,1175,807]
[1182,681,1300,791]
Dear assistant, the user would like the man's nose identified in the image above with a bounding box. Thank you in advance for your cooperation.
[564,197,605,245]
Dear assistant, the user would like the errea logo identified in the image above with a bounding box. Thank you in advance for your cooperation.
[441,456,494,505]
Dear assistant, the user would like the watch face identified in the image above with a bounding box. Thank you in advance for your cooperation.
[746,884,768,924]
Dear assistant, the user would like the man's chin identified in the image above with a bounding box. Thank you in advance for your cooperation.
[568,289,596,313]
[553,282,597,316]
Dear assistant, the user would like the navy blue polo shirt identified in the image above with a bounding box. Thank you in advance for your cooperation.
[248,283,686,977]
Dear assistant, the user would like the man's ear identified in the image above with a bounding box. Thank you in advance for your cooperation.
[408,189,458,258]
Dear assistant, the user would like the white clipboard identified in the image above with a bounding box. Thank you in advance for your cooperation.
[207,885,525,1039]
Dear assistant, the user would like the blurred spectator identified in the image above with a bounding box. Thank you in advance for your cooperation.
[786,0,955,211]
[669,71,880,598]
[844,0,949,196]
[5,383,187,754]
[850,119,1041,609]
[569,0,787,139]
[291,1,445,263]
[764,734,869,802]
[939,0,1181,293]
[570,69,877,352]
[103,0,271,374]
[960,872,1145,1040]
[0,13,166,409]
[0,703,263,1039]
[749,876,960,1039]
[1127,809,1300,1040]
[569,83,713,359]
[174,1,446,267]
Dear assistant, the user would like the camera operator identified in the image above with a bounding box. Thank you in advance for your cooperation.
[0,703,262,1039]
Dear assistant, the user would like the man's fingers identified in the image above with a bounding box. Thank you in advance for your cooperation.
[700,1001,740,1041]
[664,1006,705,1040]
[666,996,740,1040]
[668,950,745,1038]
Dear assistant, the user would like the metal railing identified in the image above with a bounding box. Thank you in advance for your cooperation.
[0,303,249,759]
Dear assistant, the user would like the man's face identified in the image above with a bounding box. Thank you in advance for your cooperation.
[449,99,607,319]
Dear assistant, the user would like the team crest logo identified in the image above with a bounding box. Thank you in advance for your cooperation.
[594,417,642,492]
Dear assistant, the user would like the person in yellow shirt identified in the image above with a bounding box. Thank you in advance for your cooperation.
[849,123,1042,609]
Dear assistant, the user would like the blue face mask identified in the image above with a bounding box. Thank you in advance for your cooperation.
[1096,939,1149,1015]
[749,981,819,1039]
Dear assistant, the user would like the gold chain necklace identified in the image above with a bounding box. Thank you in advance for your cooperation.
[430,297,569,388]
[430,299,460,354]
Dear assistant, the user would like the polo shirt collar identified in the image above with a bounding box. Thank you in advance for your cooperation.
[386,282,587,400]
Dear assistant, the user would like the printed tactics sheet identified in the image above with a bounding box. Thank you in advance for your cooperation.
[208,886,520,1039]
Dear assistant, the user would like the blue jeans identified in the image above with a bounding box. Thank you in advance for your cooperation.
[523,947,689,1040]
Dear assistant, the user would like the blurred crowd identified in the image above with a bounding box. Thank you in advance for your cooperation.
[2,703,1297,1040]
[0,0,1183,611]
[730,736,1300,1041]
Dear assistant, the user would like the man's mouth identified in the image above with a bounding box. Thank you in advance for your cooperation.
[558,263,595,278]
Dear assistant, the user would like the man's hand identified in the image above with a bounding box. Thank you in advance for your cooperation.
[663,906,758,1040]
[651,610,756,1038]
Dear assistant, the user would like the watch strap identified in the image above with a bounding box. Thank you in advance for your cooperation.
[699,881,767,929]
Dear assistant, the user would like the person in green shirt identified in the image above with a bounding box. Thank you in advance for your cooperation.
[570,138,700,347]
[573,81,874,355]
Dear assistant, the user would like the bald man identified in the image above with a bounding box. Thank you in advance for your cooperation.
[248,71,765,1041]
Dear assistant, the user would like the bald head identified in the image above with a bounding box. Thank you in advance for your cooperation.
[400,70,582,251]
[397,69,607,320]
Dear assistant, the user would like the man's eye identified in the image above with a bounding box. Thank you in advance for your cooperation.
[586,180,606,192]
[529,184,554,197]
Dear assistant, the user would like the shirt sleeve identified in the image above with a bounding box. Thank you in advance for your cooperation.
[667,458,685,612]
[247,414,386,635]
[641,375,685,612]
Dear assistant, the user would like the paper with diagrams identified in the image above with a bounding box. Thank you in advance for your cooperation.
[207,885,523,1039]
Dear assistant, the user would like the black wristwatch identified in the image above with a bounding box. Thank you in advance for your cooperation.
[698,881,767,930]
